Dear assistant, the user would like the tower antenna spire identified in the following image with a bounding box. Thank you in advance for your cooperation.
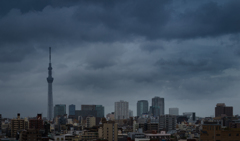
[49,47,51,63]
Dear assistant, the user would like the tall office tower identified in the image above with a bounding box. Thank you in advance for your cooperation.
[11,113,25,138]
[129,110,133,117]
[215,103,233,117]
[149,106,160,117]
[183,112,196,121]
[54,104,66,118]
[47,47,54,121]
[69,104,76,116]
[159,114,176,132]
[115,100,129,119]
[152,96,164,116]
[169,108,179,115]
[96,105,104,118]
[137,100,149,117]
[29,114,44,129]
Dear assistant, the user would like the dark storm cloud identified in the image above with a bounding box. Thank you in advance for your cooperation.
[1,0,240,117]
[163,1,240,39]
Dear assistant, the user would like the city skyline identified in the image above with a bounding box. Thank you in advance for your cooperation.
[1,0,240,118]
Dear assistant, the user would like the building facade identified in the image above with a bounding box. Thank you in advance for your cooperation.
[149,106,160,117]
[96,105,104,118]
[86,116,96,128]
[215,103,233,117]
[11,113,25,138]
[169,108,179,115]
[54,104,66,118]
[137,100,149,117]
[159,114,176,132]
[200,123,240,141]
[69,104,76,116]
[29,114,44,129]
[102,121,118,141]
[152,96,164,116]
[115,100,129,119]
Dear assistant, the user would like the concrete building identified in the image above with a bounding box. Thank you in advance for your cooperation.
[54,104,66,118]
[81,105,104,118]
[129,110,133,117]
[169,108,179,115]
[29,114,44,129]
[152,96,164,116]
[69,104,76,116]
[137,100,149,117]
[115,100,129,119]
[86,116,96,128]
[215,103,233,117]
[106,112,115,120]
[11,113,25,138]
[102,121,118,141]
[200,123,240,141]
[159,114,176,132]
[20,129,48,141]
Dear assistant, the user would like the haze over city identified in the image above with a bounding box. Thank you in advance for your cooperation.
[1,0,240,118]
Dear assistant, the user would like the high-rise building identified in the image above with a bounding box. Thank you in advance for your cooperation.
[115,100,129,119]
[152,96,164,116]
[96,105,104,118]
[149,106,160,117]
[29,114,44,129]
[69,104,75,116]
[54,104,66,118]
[129,110,133,117]
[80,105,104,118]
[159,114,176,132]
[169,108,179,115]
[47,47,54,121]
[137,100,149,117]
[11,113,25,138]
[215,103,233,117]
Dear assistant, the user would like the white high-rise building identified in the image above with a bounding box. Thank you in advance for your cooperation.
[169,108,179,115]
[115,100,129,119]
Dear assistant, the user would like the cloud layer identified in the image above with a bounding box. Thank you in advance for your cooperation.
[0,0,240,118]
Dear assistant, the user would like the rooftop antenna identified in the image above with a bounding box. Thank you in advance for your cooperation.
[49,47,51,63]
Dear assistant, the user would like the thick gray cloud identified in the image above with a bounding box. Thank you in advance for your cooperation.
[0,0,240,118]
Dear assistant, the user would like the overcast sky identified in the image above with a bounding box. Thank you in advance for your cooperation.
[1,0,240,118]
